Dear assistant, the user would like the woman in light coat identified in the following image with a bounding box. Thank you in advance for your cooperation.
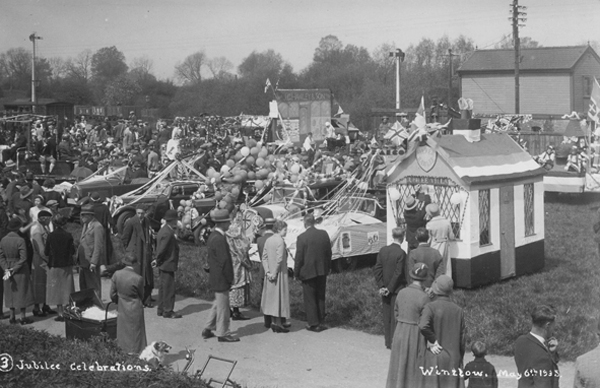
[260,220,290,333]
[425,203,454,278]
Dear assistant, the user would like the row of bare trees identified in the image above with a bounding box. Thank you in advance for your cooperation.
[2,34,576,129]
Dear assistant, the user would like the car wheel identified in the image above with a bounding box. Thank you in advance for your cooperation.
[116,211,135,234]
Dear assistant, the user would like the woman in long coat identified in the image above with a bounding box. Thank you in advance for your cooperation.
[110,253,147,354]
[45,214,75,321]
[386,263,431,388]
[425,203,454,278]
[226,212,252,320]
[0,218,34,324]
[418,275,465,388]
[260,220,290,333]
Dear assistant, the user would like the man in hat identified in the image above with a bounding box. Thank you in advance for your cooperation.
[10,185,34,218]
[121,205,154,307]
[256,216,280,329]
[294,213,332,332]
[113,119,125,143]
[419,275,465,388]
[146,140,161,176]
[514,305,560,388]
[373,226,408,349]
[88,192,115,268]
[404,195,429,252]
[152,209,182,319]
[77,204,106,295]
[407,228,444,290]
[122,125,137,153]
[202,209,240,342]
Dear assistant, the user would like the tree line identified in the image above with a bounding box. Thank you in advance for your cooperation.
[0,34,550,130]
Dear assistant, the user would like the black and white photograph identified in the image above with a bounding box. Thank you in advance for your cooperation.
[1,0,600,387]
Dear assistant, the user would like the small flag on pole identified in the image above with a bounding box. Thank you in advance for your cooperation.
[588,78,600,125]
[265,78,272,94]
[275,78,279,91]
[416,95,426,118]
[335,105,344,117]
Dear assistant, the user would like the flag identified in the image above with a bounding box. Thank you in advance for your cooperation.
[588,78,600,125]
[335,105,344,117]
[413,95,427,129]
[264,78,271,94]
[275,78,279,91]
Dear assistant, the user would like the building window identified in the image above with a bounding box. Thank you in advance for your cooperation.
[584,76,594,98]
[479,189,491,246]
[524,183,535,236]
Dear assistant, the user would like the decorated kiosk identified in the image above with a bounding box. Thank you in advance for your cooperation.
[385,117,546,288]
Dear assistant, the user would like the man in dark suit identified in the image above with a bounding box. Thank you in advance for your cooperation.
[404,195,429,252]
[406,227,444,289]
[202,209,239,342]
[121,206,154,307]
[152,209,181,319]
[373,227,407,349]
[514,305,560,388]
[294,213,332,332]
[89,192,115,268]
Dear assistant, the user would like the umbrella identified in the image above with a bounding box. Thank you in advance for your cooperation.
[70,166,94,182]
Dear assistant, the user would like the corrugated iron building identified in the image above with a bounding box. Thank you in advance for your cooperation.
[458,45,600,115]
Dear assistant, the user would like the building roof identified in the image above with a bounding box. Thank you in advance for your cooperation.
[458,45,599,74]
[387,133,546,185]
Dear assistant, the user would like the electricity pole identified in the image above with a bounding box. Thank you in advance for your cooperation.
[510,1,527,114]
[29,32,42,113]
[389,49,405,110]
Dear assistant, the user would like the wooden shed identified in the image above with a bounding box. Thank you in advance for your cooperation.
[385,131,546,288]
[3,98,74,126]
[458,45,600,115]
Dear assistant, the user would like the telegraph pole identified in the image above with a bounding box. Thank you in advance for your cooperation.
[510,1,527,114]
[389,48,405,110]
[29,32,42,113]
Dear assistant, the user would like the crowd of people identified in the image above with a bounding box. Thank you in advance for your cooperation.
[2,112,599,388]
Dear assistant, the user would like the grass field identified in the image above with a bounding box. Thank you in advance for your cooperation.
[87,192,600,361]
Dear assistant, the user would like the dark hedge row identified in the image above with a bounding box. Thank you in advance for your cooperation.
[0,324,209,388]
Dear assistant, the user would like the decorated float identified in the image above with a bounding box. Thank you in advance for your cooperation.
[385,101,546,288]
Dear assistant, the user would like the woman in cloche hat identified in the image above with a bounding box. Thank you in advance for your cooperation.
[0,218,35,325]
[387,263,430,387]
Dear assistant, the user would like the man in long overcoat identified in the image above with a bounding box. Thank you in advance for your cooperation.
[202,209,239,342]
[77,205,105,295]
[153,209,181,319]
[89,192,115,267]
[407,227,444,289]
[121,206,154,307]
[373,226,407,349]
[294,213,332,332]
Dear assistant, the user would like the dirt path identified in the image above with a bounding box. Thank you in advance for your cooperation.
[28,278,574,388]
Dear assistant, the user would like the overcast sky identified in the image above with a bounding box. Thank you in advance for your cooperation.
[1,0,599,80]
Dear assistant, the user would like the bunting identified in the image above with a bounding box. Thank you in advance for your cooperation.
[264,78,272,94]
[588,77,600,125]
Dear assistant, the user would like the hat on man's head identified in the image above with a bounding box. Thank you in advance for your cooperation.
[122,253,138,267]
[404,196,418,211]
[80,204,96,216]
[38,210,52,218]
[8,218,22,232]
[431,275,454,296]
[90,192,103,203]
[4,160,16,169]
[163,209,178,222]
[20,185,33,198]
[263,217,276,226]
[46,199,58,208]
[212,209,230,223]
[410,262,429,281]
